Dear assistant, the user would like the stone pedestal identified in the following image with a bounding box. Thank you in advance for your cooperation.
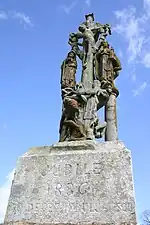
[4,141,137,225]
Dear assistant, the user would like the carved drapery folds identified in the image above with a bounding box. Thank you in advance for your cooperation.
[61,51,77,91]
[59,13,122,142]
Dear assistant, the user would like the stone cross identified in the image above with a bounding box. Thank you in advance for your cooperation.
[59,13,121,142]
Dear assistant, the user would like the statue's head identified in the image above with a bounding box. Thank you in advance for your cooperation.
[67,51,76,59]
[110,47,114,52]
[93,80,101,88]
[79,26,85,33]
[102,41,109,48]
[85,13,94,22]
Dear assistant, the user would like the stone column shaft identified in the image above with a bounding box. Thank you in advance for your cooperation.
[105,92,118,141]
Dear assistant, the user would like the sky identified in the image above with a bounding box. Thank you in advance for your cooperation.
[0,0,150,223]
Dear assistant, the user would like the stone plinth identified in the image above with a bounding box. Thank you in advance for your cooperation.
[4,141,137,225]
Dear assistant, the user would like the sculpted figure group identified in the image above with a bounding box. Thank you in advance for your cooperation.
[59,13,121,142]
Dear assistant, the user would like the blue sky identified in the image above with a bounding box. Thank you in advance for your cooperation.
[0,0,150,222]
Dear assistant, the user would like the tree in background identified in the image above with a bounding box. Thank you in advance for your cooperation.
[142,210,150,225]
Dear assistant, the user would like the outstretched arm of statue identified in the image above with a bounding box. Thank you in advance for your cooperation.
[97,88,109,98]
[72,45,84,60]
[68,33,84,60]
[69,32,83,40]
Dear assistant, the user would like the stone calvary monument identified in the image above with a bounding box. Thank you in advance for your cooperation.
[59,13,121,142]
[4,14,137,225]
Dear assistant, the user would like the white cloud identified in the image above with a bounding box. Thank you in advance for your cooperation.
[60,1,78,14]
[132,81,148,96]
[113,1,150,69]
[0,11,8,20]
[85,0,91,7]
[0,169,15,223]
[12,12,33,28]
[142,52,150,67]
[144,0,150,16]
[114,6,145,63]
[0,10,33,28]
[129,65,137,82]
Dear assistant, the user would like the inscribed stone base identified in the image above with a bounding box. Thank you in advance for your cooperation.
[4,141,137,225]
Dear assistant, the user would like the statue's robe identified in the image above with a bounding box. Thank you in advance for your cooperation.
[61,56,77,90]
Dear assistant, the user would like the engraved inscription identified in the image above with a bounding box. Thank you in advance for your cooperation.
[66,182,74,195]
[93,162,103,174]
[52,164,61,176]
[78,182,90,194]
[50,161,105,177]
[64,164,73,176]
[55,183,63,196]
[53,181,102,197]
[82,202,99,212]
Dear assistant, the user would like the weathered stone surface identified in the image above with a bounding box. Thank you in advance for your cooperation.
[4,141,137,225]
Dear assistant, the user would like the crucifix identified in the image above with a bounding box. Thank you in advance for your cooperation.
[59,13,121,141]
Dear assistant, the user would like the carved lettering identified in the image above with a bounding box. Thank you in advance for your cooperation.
[82,202,99,212]
[84,163,91,174]
[66,182,74,195]
[52,181,104,197]
[50,161,107,177]
[69,202,78,212]
[93,162,102,174]
[78,182,90,194]
[35,202,41,210]
[76,163,82,175]
[55,183,63,196]
[53,200,61,209]
[114,177,126,189]
[64,164,73,176]
[52,164,61,176]
[41,170,47,176]
[122,202,135,211]
[92,183,100,197]
[27,203,33,210]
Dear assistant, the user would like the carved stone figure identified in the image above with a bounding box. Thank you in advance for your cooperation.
[95,41,121,93]
[61,51,77,91]
[69,14,111,89]
[59,13,121,142]
[109,47,122,79]
[59,96,87,142]
[102,46,121,141]
[68,34,83,60]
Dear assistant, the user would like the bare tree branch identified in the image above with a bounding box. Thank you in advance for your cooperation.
[142,210,150,225]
